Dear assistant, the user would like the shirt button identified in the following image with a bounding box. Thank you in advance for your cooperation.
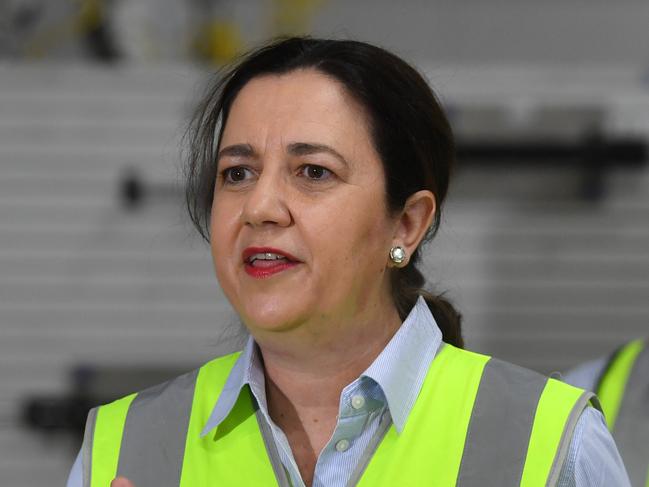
[351,395,365,410]
[335,439,350,452]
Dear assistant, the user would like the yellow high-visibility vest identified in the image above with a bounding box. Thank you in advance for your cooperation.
[85,344,594,487]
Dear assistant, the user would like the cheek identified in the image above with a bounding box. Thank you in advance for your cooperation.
[352,217,392,276]
[310,205,392,314]
[209,198,239,271]
[307,198,392,277]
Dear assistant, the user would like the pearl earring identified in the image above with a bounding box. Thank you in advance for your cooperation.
[389,246,407,265]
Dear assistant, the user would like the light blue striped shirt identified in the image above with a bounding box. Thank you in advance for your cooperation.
[68,298,629,486]
[564,357,609,393]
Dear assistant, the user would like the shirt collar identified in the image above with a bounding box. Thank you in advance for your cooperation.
[361,296,442,432]
[201,296,443,437]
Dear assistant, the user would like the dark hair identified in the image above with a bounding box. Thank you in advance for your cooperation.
[184,37,463,348]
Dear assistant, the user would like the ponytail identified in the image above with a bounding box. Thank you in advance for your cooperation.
[391,262,464,348]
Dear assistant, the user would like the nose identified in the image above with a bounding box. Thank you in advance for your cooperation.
[240,169,292,228]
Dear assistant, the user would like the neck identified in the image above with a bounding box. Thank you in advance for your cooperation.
[254,299,402,486]
[256,299,402,410]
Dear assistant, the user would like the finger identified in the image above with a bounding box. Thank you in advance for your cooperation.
[110,477,136,487]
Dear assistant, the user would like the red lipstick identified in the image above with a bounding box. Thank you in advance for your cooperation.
[242,247,300,279]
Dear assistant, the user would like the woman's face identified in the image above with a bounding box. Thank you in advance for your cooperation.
[210,69,398,335]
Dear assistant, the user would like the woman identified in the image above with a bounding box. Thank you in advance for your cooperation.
[67,37,629,487]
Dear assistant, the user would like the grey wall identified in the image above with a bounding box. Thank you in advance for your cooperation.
[311,0,649,65]
[0,65,235,485]
[7,1,649,65]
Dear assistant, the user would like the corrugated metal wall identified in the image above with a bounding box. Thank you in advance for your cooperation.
[428,169,649,372]
[1,64,648,485]
[0,65,236,486]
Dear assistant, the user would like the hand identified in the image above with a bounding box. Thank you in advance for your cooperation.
[110,477,135,487]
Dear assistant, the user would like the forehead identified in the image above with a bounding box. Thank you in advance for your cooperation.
[221,69,375,157]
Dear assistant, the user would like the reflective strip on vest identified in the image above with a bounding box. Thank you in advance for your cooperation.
[119,369,198,485]
[456,358,547,486]
[85,345,592,487]
[598,340,649,487]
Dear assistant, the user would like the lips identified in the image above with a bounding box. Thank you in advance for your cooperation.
[242,247,301,279]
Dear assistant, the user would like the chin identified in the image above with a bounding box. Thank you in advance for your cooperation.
[236,294,308,333]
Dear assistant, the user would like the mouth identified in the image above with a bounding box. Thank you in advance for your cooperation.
[242,247,301,278]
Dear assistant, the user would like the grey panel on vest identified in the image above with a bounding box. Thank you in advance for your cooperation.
[82,407,98,487]
[613,345,649,487]
[116,368,199,486]
[456,358,548,487]
[345,408,392,487]
[256,408,291,487]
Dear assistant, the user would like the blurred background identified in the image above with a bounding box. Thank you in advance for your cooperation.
[1,0,649,484]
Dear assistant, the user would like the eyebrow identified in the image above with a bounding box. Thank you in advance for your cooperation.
[217,142,350,167]
[217,143,255,160]
[287,142,349,167]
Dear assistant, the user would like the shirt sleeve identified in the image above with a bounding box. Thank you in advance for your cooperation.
[562,357,609,392]
[556,406,630,487]
[66,449,83,487]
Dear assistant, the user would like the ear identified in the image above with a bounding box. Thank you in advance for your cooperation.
[391,190,436,266]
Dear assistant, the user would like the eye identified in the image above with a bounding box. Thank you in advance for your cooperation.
[300,164,333,180]
[222,166,253,184]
